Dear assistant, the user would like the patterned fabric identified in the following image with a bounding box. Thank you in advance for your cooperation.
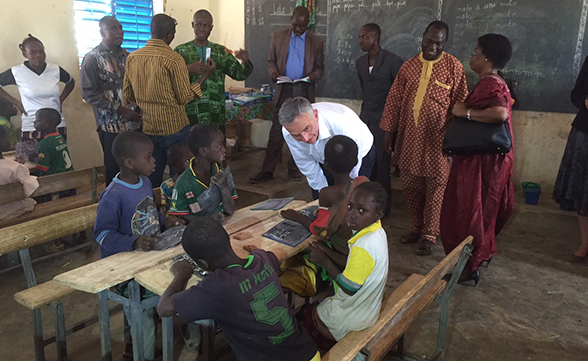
[401,172,448,242]
[36,132,73,175]
[226,102,274,122]
[296,0,316,26]
[160,177,175,215]
[379,52,468,178]
[123,39,202,136]
[80,42,140,133]
[440,75,515,271]
[554,127,588,216]
[174,41,252,127]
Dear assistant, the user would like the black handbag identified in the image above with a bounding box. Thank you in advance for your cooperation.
[442,116,511,155]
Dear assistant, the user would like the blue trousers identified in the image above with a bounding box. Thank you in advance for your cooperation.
[147,126,190,186]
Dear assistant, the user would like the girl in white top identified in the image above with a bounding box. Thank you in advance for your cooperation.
[0,34,75,141]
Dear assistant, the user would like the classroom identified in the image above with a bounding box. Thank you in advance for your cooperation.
[0,0,586,361]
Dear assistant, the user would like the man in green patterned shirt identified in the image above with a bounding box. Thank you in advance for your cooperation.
[175,9,253,133]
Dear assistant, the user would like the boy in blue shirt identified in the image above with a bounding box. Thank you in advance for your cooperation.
[93,130,183,360]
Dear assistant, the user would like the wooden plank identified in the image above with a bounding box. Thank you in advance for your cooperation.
[53,200,315,294]
[0,191,94,229]
[367,280,446,361]
[135,200,319,296]
[0,166,105,205]
[0,204,97,256]
[14,281,76,309]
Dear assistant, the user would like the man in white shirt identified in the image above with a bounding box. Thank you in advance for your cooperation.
[280,97,373,199]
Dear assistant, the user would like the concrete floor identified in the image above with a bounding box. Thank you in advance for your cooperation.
[1,150,587,361]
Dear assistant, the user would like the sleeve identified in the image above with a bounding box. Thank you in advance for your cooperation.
[283,128,328,191]
[262,249,281,272]
[309,36,325,81]
[15,164,39,196]
[80,53,118,112]
[168,181,191,216]
[310,207,330,236]
[35,141,51,175]
[171,282,216,323]
[571,55,588,110]
[160,182,171,209]
[93,193,139,254]
[222,46,253,81]
[169,58,202,105]
[58,67,73,84]
[122,58,136,104]
[338,111,373,179]
[467,77,509,110]
[267,32,279,77]
[0,69,16,87]
[380,66,407,132]
[336,245,375,296]
[356,59,364,92]
[449,61,469,118]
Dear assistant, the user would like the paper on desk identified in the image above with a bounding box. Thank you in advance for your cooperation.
[276,76,311,84]
[153,225,186,251]
[251,197,294,210]
[263,219,311,247]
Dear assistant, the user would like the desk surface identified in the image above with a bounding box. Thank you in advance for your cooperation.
[53,199,309,294]
[134,200,319,295]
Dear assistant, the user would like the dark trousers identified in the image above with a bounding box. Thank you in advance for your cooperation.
[98,129,120,186]
[147,126,190,187]
[261,84,310,174]
[361,110,392,213]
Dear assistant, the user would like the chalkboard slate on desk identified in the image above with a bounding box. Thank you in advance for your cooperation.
[245,0,587,113]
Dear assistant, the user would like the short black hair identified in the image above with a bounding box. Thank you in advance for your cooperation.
[362,23,381,38]
[194,9,213,23]
[112,131,152,167]
[167,143,192,166]
[19,34,43,52]
[99,16,118,29]
[324,135,358,175]
[186,124,222,157]
[36,108,61,129]
[424,20,449,42]
[292,6,310,19]
[478,33,512,69]
[151,13,176,39]
[182,217,231,262]
[354,181,387,216]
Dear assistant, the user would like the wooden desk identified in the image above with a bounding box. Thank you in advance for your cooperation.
[51,199,309,361]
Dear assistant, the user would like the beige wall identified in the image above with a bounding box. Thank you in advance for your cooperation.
[0,0,573,193]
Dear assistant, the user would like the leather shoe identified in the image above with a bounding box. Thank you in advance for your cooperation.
[288,169,303,181]
[249,171,274,184]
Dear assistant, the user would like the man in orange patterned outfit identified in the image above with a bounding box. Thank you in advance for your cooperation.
[380,21,468,256]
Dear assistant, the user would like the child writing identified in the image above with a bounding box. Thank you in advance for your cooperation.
[298,182,389,351]
[31,108,73,176]
[0,125,39,221]
[160,143,194,215]
[169,124,237,224]
[93,130,183,361]
[157,217,321,361]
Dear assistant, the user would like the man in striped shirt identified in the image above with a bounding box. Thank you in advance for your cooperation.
[123,14,214,186]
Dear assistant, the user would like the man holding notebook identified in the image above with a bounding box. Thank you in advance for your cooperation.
[249,6,324,184]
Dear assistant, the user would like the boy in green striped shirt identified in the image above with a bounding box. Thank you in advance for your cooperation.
[32,108,73,176]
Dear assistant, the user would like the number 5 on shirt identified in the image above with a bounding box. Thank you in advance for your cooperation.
[250,283,294,344]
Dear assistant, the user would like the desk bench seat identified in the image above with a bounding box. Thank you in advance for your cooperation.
[14,281,76,310]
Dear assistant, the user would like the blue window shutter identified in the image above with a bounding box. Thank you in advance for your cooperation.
[112,0,153,52]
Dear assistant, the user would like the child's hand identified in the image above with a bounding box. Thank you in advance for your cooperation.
[211,212,225,224]
[307,243,328,264]
[164,216,185,228]
[133,236,158,252]
[170,260,193,278]
[280,209,300,221]
[211,170,229,189]
[243,244,258,252]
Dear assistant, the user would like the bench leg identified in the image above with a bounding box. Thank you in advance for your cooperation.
[52,302,68,361]
[162,316,174,361]
[32,308,46,361]
[98,290,113,361]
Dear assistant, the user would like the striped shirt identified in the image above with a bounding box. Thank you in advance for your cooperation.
[123,39,203,136]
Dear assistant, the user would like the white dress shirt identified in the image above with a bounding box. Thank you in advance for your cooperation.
[282,102,374,191]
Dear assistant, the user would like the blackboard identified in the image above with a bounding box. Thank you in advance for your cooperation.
[244,0,588,113]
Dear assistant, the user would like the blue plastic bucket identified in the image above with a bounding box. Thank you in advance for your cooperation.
[522,182,541,205]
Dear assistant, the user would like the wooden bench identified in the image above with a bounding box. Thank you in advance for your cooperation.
[0,165,105,229]
[323,236,474,361]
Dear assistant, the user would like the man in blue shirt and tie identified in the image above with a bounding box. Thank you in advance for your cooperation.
[250,6,324,184]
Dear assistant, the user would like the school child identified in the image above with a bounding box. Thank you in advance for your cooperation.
[298,182,389,351]
[279,136,369,296]
[157,217,321,361]
[0,125,39,221]
[93,130,183,361]
[160,143,194,215]
[0,98,18,150]
[31,108,73,176]
[169,124,237,224]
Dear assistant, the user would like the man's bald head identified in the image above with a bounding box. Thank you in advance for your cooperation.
[151,14,177,43]
[291,6,310,37]
[292,6,310,19]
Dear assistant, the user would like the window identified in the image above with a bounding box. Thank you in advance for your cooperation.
[74,0,154,64]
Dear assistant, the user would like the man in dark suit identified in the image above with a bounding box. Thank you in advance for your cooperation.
[249,6,324,184]
[356,23,403,215]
